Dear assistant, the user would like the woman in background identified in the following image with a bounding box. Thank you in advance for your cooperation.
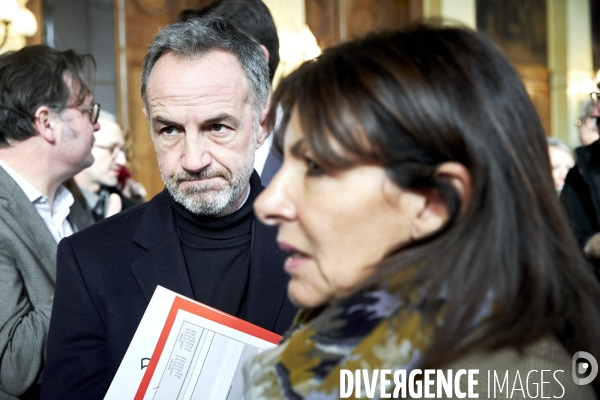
[246,23,600,399]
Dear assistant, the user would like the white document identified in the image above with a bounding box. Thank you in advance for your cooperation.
[104,286,281,400]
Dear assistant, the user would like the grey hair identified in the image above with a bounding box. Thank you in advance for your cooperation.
[141,15,270,122]
[547,137,573,156]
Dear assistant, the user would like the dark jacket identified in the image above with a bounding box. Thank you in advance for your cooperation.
[65,179,136,222]
[40,185,296,399]
[561,140,600,279]
[561,140,600,247]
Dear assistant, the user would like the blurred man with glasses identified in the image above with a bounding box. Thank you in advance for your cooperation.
[70,112,137,221]
[561,90,600,279]
[0,45,98,399]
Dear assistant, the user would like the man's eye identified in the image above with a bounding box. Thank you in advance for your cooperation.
[160,126,177,135]
[304,157,324,176]
[211,124,226,132]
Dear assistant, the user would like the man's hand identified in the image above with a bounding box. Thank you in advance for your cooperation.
[106,193,122,218]
[584,232,600,258]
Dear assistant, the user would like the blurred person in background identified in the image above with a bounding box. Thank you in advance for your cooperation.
[116,164,147,205]
[246,23,600,399]
[547,137,575,193]
[0,45,97,399]
[576,98,600,147]
[68,112,136,221]
[562,93,600,277]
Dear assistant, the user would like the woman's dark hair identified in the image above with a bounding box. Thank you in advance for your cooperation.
[0,44,95,147]
[269,22,600,391]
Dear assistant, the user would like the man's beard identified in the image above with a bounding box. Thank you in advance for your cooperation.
[160,152,255,216]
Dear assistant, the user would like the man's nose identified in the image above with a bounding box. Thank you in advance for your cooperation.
[114,149,127,167]
[181,135,213,172]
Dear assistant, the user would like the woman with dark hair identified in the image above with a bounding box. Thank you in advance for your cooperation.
[246,23,600,399]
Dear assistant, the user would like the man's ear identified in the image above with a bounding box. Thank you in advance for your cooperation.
[410,162,472,240]
[259,44,270,61]
[255,101,271,149]
[34,106,56,144]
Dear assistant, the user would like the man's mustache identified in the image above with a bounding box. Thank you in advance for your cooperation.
[171,168,231,184]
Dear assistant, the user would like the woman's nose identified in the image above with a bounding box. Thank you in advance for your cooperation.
[254,167,297,226]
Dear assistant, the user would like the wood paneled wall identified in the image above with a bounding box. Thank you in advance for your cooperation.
[516,64,551,136]
[25,0,43,46]
[476,0,551,135]
[307,0,551,136]
[306,0,422,49]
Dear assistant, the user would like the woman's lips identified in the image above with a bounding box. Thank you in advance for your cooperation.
[278,241,310,272]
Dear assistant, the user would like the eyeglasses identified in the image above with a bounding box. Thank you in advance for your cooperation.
[83,103,101,124]
[94,143,127,158]
[66,103,101,124]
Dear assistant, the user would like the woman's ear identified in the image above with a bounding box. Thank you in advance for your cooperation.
[410,162,472,240]
[435,161,472,214]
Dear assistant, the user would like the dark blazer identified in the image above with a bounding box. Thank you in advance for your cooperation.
[40,186,296,400]
[561,140,600,248]
[0,166,93,400]
[260,151,282,186]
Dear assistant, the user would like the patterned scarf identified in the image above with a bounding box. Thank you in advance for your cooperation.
[244,271,445,399]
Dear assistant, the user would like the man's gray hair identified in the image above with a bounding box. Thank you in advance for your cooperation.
[141,15,270,119]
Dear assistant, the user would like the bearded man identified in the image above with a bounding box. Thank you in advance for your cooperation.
[41,16,296,399]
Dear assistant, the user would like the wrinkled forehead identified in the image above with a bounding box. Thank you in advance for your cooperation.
[146,50,250,104]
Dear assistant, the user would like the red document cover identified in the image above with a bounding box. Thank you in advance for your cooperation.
[104,286,281,400]
[135,296,281,399]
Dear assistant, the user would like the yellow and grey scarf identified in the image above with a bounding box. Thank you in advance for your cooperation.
[244,277,443,399]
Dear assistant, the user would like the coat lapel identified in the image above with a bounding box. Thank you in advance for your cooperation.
[0,166,57,276]
[130,190,194,302]
[128,182,290,330]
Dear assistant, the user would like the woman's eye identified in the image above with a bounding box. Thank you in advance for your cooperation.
[305,157,324,176]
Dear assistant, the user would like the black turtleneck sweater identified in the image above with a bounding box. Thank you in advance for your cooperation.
[169,172,262,317]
